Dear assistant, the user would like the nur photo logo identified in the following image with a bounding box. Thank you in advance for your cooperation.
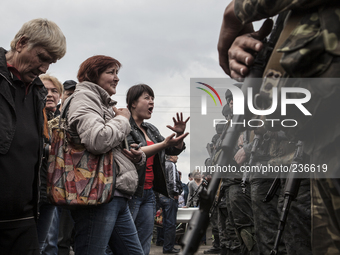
[196,82,222,115]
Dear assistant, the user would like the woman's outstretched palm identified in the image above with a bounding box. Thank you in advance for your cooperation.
[167,112,190,135]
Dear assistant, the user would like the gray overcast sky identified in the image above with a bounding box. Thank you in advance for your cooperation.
[1,0,236,182]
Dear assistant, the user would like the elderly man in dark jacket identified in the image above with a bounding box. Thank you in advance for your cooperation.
[0,18,66,254]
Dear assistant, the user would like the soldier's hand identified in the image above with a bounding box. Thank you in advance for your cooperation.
[234,148,247,165]
[254,125,267,136]
[228,19,273,80]
[218,0,254,76]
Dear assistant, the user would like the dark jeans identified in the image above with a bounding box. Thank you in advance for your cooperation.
[128,188,156,255]
[58,208,74,255]
[157,226,164,244]
[36,203,61,254]
[159,196,178,252]
[72,196,143,255]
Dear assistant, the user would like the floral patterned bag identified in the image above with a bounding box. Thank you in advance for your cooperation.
[155,208,163,227]
[47,98,115,206]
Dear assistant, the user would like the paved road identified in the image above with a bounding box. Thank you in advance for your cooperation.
[150,243,214,255]
[69,226,213,254]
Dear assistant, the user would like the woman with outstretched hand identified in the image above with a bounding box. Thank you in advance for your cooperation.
[110,84,189,255]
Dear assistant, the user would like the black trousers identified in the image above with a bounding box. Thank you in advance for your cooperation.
[0,219,39,255]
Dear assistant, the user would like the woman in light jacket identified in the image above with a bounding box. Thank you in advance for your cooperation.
[64,55,145,254]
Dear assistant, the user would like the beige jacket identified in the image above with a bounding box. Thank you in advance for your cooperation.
[65,81,138,195]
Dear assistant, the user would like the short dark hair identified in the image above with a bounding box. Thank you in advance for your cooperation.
[63,80,77,90]
[188,173,193,178]
[77,55,121,84]
[126,84,154,111]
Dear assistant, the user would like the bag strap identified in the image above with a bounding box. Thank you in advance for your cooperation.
[58,96,74,128]
[59,95,83,145]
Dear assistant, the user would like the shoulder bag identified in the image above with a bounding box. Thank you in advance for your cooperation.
[47,97,115,206]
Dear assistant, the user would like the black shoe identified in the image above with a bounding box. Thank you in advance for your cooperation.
[163,248,180,254]
[204,246,222,254]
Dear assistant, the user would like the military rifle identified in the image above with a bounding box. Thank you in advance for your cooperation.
[180,12,289,255]
[270,141,304,255]
[241,133,261,193]
[186,178,209,207]
[209,180,225,217]
[263,130,291,202]
[262,174,280,203]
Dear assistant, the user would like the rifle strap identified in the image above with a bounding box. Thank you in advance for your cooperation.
[216,179,223,198]
[263,12,304,77]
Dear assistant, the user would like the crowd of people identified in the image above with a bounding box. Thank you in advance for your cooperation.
[0,18,191,255]
[2,0,340,254]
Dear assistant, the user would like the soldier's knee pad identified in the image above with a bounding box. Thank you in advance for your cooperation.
[239,227,256,251]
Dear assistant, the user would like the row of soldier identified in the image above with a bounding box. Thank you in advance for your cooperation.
[202,88,311,255]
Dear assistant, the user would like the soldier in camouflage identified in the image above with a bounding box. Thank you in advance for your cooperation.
[213,91,257,255]
[234,128,289,255]
[217,0,340,254]
[204,134,222,255]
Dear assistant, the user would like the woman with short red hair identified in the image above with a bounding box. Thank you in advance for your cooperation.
[63,55,145,254]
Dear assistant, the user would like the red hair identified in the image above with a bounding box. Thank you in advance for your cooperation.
[77,55,121,84]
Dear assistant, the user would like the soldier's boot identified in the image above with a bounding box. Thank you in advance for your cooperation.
[213,234,221,248]
[239,227,256,253]
[219,246,227,255]
[228,248,242,255]
[204,234,222,254]
[204,246,222,254]
[219,247,242,255]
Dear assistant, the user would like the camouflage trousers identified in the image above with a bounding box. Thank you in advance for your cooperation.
[249,175,286,255]
[278,178,312,255]
[210,205,220,248]
[229,180,258,254]
[311,178,340,255]
[218,180,241,252]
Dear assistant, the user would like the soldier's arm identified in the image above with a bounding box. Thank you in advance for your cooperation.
[235,0,332,24]
[219,0,333,78]
[218,0,272,78]
[217,0,254,76]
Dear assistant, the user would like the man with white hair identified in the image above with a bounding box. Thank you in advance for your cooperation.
[0,18,66,254]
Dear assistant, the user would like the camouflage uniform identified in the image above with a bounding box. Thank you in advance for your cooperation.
[227,130,258,255]
[217,160,256,254]
[212,120,243,254]
[208,207,221,250]
[218,180,242,254]
[269,139,312,255]
[311,178,340,254]
[228,179,257,255]
[239,129,285,255]
[204,187,222,254]
[278,178,312,255]
[234,1,340,254]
